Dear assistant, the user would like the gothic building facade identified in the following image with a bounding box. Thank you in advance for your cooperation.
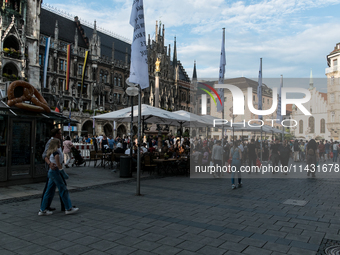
[0,1,195,138]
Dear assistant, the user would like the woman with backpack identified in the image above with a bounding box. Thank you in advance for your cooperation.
[230,140,242,189]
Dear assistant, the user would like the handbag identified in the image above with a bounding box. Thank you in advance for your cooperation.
[330,151,334,158]
[60,169,69,180]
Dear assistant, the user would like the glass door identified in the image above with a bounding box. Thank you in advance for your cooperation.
[8,119,34,178]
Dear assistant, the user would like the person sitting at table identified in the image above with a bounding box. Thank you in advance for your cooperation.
[179,145,185,155]
[168,145,175,157]
[148,146,156,153]
[141,143,148,154]
[173,148,180,158]
[161,144,169,154]
[114,142,125,153]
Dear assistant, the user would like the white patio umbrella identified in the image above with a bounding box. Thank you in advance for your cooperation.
[94,104,188,126]
[172,110,211,127]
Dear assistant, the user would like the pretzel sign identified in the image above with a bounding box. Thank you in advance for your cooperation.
[7,81,51,113]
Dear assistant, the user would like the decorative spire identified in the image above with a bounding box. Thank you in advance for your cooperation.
[309,68,314,90]
[173,36,177,68]
[93,20,97,34]
[193,60,197,80]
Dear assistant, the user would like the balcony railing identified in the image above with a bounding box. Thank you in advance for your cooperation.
[326,65,338,74]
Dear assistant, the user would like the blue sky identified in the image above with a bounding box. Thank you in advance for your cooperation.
[42,0,340,86]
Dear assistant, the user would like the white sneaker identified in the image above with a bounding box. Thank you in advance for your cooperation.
[232,184,236,190]
[65,207,79,215]
[38,210,53,216]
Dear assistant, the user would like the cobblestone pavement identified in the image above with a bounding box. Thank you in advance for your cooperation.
[1,171,340,255]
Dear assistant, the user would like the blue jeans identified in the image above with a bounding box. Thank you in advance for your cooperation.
[41,169,72,211]
[231,160,242,185]
[333,150,338,162]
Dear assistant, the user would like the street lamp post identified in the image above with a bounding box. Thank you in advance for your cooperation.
[126,79,141,196]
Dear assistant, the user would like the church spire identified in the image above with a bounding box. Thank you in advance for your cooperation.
[193,60,197,80]
[173,36,177,68]
[309,68,314,90]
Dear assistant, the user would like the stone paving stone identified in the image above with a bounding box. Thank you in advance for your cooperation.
[218,240,248,253]
[250,233,279,243]
[122,229,149,238]
[224,251,244,255]
[288,246,317,255]
[290,240,319,251]
[285,233,310,242]
[140,233,166,242]
[242,245,272,255]
[176,240,205,252]
[218,233,245,243]
[157,236,186,246]
[152,244,183,255]
[130,250,157,255]
[280,226,303,235]
[116,236,144,246]
[47,239,75,250]
[196,245,227,255]
[105,244,137,255]
[199,229,224,238]
[132,240,162,252]
[59,244,93,255]
[1,239,33,252]
[198,237,225,247]
[263,229,288,238]
[275,238,292,246]
[35,249,63,255]
[239,237,267,248]
[275,220,297,228]
[0,249,17,255]
[81,250,108,255]
[88,240,119,251]
[14,244,48,255]
[263,241,291,253]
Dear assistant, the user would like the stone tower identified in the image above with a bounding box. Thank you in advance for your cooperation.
[326,42,340,139]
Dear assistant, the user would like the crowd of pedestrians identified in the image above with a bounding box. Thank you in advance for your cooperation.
[190,137,340,189]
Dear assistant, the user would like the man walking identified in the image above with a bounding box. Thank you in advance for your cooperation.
[212,140,223,178]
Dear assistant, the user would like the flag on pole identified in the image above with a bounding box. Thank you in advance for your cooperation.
[55,101,61,113]
[129,0,149,89]
[81,50,89,95]
[276,75,283,124]
[43,37,51,88]
[217,28,226,113]
[257,58,263,120]
[65,45,71,91]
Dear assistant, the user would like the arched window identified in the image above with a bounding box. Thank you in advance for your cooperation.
[308,116,315,133]
[299,120,303,134]
[99,69,103,83]
[114,76,117,86]
[104,71,108,83]
[320,119,325,133]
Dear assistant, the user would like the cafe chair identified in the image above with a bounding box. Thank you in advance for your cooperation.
[89,150,99,167]
[143,155,157,175]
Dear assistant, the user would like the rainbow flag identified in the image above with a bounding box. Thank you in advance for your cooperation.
[65,45,71,90]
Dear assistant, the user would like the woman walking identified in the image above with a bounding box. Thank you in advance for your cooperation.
[39,139,79,216]
[63,136,73,168]
[230,140,242,189]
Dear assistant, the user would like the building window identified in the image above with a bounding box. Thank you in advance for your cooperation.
[78,64,83,75]
[83,103,87,110]
[253,95,255,101]
[113,93,117,102]
[58,79,63,92]
[59,60,64,71]
[224,97,227,102]
[104,72,108,83]
[77,82,81,95]
[100,70,103,83]
[334,59,338,67]
[199,99,201,104]
[299,120,303,134]
[331,94,335,103]
[267,99,269,104]
[114,77,117,86]
[207,107,210,114]
[320,119,325,133]
[207,98,210,104]
[64,100,69,108]
[117,94,121,103]
[308,116,315,133]
[332,112,335,122]
[262,98,264,103]
[39,54,43,66]
[83,83,87,94]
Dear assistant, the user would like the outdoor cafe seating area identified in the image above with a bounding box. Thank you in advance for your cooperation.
[88,149,190,176]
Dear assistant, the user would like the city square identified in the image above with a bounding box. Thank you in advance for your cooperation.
[1,0,340,254]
